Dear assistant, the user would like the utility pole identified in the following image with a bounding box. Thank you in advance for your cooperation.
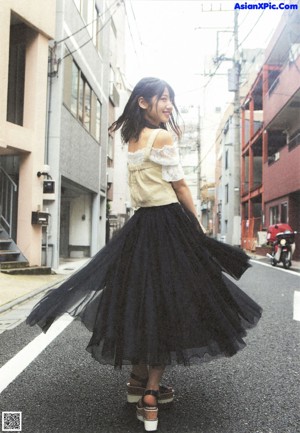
[196,104,201,218]
[232,9,241,245]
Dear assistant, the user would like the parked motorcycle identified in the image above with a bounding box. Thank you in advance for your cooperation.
[266,223,297,269]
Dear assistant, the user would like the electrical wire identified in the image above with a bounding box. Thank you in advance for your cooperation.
[61,1,121,61]
[55,0,120,46]
[127,0,144,48]
[122,0,142,63]
[238,10,265,48]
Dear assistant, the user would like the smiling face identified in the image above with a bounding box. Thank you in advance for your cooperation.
[138,87,173,126]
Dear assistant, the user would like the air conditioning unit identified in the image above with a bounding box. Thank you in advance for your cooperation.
[107,167,114,184]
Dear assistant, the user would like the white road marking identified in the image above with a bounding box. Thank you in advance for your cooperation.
[293,291,300,322]
[250,259,300,277]
[0,314,74,394]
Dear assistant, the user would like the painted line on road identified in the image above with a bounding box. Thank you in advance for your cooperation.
[293,291,300,322]
[250,259,300,277]
[0,314,74,394]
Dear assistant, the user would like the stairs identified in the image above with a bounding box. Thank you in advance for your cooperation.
[0,225,28,269]
[0,226,51,274]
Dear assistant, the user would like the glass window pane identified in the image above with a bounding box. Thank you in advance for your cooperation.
[78,75,84,122]
[71,63,79,117]
[96,99,101,141]
[84,82,91,131]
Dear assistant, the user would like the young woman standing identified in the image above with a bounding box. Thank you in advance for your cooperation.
[27,77,262,432]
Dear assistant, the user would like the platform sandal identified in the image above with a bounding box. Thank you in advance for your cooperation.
[127,372,174,404]
[136,390,159,432]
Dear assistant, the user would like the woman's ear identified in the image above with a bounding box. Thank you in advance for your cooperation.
[138,97,148,110]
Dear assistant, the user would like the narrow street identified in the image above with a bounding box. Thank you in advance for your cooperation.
[0,261,299,433]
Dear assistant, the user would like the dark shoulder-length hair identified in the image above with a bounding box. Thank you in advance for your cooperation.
[109,77,182,142]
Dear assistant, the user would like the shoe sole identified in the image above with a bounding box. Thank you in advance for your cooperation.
[128,393,173,404]
[137,411,158,431]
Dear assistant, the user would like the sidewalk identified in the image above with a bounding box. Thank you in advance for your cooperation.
[0,258,90,314]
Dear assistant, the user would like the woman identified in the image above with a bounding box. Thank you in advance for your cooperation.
[27,77,262,432]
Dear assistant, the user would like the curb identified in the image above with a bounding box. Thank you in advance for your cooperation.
[0,276,66,315]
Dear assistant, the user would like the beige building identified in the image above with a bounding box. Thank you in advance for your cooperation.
[0,1,56,266]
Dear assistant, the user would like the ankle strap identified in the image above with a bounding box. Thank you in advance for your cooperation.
[144,389,159,397]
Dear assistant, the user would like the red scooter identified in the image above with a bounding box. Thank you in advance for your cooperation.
[266,223,296,269]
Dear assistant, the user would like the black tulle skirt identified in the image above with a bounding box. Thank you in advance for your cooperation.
[26,203,262,368]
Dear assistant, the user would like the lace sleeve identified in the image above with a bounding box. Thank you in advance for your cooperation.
[149,144,184,182]
[162,163,184,182]
[150,144,180,166]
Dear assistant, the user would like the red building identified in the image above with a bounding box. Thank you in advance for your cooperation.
[241,7,300,259]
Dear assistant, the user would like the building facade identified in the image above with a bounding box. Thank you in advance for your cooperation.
[0,0,127,269]
[45,0,127,268]
[214,49,264,245]
[0,0,56,266]
[241,6,300,258]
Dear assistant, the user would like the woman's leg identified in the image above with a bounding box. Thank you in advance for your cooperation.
[131,364,149,382]
[143,366,165,406]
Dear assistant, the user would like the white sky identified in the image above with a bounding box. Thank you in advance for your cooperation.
[123,0,291,181]
[124,0,285,108]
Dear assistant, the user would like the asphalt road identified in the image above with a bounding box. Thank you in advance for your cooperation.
[0,261,299,433]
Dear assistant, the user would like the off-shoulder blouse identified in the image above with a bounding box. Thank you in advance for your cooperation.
[127,144,184,182]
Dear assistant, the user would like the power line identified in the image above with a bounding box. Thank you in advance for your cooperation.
[122,0,142,62]
[127,0,144,48]
[61,2,121,62]
[238,10,265,48]
[56,0,121,46]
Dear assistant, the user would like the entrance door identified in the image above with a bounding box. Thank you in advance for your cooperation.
[60,198,70,258]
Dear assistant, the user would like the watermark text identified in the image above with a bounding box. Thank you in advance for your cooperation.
[234,2,298,10]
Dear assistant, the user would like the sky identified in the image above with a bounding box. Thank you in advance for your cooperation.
[122,0,291,182]
[124,0,285,108]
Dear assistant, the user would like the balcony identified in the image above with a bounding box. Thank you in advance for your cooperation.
[288,132,300,151]
[264,55,300,127]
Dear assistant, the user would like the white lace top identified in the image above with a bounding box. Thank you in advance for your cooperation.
[127,144,184,182]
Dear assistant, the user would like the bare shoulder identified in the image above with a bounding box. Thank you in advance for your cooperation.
[152,129,174,149]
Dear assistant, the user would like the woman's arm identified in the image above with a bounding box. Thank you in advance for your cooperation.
[171,178,207,233]
[171,178,197,218]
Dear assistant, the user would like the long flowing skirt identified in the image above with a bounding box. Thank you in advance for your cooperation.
[26,203,262,368]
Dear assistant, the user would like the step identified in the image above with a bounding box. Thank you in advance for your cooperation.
[0,266,52,275]
[0,261,29,270]
[0,250,20,256]
[0,250,20,262]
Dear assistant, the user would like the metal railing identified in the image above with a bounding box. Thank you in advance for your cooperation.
[0,166,17,236]
[288,133,300,151]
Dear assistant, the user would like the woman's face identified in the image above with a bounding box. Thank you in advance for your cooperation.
[140,87,173,126]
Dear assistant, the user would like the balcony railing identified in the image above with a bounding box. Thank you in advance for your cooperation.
[0,166,18,236]
[288,133,300,151]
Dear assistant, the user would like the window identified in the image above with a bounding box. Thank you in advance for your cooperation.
[63,49,72,109]
[63,55,100,138]
[6,22,26,125]
[225,149,229,170]
[225,184,229,204]
[84,82,91,131]
[78,74,84,122]
[96,99,101,142]
[281,202,288,223]
[270,205,279,225]
[108,134,114,160]
[71,62,80,117]
[109,66,115,97]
